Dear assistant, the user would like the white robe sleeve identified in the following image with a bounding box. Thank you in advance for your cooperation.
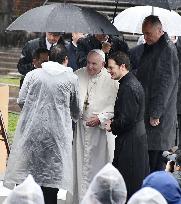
[97,112,114,129]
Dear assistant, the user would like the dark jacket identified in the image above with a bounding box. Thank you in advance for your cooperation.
[175,37,181,114]
[111,72,149,199]
[173,171,181,188]
[66,41,78,71]
[137,33,179,150]
[130,43,144,70]
[76,34,129,68]
[17,35,65,87]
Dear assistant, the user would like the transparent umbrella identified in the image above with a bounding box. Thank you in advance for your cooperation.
[113,6,181,36]
[7,3,119,35]
[111,0,181,10]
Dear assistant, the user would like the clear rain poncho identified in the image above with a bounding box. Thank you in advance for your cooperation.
[3,175,45,204]
[81,163,127,204]
[3,62,81,194]
[127,187,168,204]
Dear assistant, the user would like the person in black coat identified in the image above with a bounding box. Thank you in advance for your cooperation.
[76,34,129,68]
[137,15,179,173]
[17,32,65,88]
[105,51,149,200]
[66,32,85,71]
[130,43,144,71]
[170,36,181,151]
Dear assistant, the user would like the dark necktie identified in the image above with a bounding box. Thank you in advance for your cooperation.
[50,44,54,50]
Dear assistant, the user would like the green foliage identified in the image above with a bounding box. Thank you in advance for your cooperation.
[0,75,20,86]
[8,112,20,144]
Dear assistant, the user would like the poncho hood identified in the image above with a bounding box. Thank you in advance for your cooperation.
[42,61,73,75]
[142,171,181,204]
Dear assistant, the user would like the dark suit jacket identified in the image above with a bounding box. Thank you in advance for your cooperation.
[111,72,149,199]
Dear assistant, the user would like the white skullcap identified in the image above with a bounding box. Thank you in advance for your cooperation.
[3,175,45,204]
[91,49,105,62]
[127,187,167,204]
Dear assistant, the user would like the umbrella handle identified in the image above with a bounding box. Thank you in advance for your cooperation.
[152,6,154,15]
[43,0,48,5]
[112,0,119,24]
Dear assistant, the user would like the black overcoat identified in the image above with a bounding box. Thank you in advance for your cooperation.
[175,37,181,114]
[66,41,78,71]
[137,33,179,150]
[111,72,149,199]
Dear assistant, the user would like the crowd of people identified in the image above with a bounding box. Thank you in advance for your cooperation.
[2,14,181,204]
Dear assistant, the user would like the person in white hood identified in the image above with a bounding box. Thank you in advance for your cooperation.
[3,175,45,204]
[127,187,167,204]
[3,45,81,204]
[81,163,127,204]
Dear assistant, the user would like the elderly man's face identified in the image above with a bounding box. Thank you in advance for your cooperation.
[46,32,61,44]
[142,23,162,45]
[86,52,104,76]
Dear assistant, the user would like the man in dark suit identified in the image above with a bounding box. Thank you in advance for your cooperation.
[66,32,85,71]
[17,32,65,88]
[105,51,149,199]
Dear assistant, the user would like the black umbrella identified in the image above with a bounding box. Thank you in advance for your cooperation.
[112,0,181,10]
[7,3,119,35]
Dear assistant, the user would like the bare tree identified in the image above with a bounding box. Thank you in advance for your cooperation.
[0,0,13,31]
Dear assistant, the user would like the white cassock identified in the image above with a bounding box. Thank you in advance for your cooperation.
[73,67,119,203]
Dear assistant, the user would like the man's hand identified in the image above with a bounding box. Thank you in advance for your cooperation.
[86,115,100,127]
[150,117,160,127]
[105,120,112,132]
[102,42,111,54]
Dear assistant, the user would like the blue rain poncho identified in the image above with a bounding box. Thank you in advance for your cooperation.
[142,171,181,204]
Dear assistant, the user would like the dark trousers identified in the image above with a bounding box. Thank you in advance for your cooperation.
[148,150,164,173]
[41,186,59,204]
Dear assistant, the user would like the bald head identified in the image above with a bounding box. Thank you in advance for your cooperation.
[142,15,164,45]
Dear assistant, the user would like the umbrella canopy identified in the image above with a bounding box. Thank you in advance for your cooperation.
[113,6,181,36]
[112,0,181,10]
[7,3,119,35]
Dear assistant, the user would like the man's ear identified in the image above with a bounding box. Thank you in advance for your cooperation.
[121,64,127,71]
[32,58,36,65]
[102,61,105,67]
[65,56,68,60]
[63,56,69,65]
[177,165,181,171]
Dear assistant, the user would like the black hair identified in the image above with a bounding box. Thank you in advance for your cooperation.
[32,48,49,60]
[49,44,68,64]
[109,36,129,55]
[143,15,162,27]
[109,51,131,71]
